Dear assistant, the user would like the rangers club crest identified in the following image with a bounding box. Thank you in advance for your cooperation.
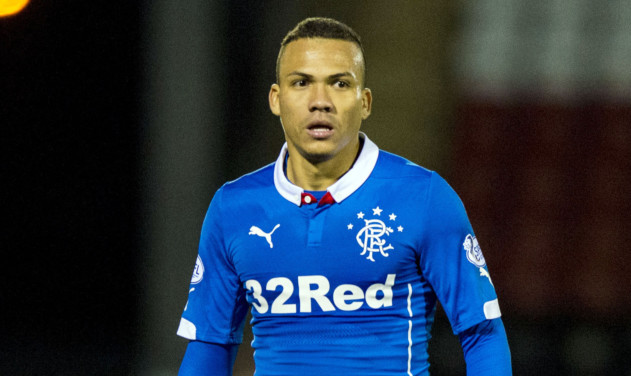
[347,206,403,262]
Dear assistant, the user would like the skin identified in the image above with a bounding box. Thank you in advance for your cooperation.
[269,38,372,191]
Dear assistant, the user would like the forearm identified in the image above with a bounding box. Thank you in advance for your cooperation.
[458,318,512,375]
[179,340,239,376]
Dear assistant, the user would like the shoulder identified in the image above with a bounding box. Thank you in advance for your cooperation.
[210,162,276,207]
[372,150,461,201]
[374,150,433,177]
[222,162,275,192]
[372,150,436,184]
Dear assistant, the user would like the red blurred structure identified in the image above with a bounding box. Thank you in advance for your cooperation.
[450,101,631,319]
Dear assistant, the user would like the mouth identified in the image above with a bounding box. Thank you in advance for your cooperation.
[306,120,334,139]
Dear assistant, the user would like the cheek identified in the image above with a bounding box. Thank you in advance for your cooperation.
[343,103,365,124]
[278,107,302,135]
[278,103,295,120]
[279,95,303,117]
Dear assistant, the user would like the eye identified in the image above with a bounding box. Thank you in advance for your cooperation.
[292,79,308,87]
[334,80,350,89]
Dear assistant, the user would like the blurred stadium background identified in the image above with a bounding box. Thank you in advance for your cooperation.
[2,1,630,375]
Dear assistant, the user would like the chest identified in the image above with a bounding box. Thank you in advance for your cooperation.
[224,196,424,306]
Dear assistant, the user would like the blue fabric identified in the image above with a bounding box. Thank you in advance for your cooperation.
[178,140,509,375]
[304,189,326,200]
[178,341,238,376]
[459,319,512,375]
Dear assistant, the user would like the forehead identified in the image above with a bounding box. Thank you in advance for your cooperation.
[279,38,364,79]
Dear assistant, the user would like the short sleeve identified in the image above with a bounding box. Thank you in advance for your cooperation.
[177,187,250,344]
[419,172,501,334]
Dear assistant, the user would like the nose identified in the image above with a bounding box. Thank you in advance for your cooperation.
[309,84,333,113]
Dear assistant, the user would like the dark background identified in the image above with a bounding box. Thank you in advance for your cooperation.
[2,1,630,375]
[2,2,141,374]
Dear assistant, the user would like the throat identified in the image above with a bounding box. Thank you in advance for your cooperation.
[286,159,338,191]
[285,138,363,190]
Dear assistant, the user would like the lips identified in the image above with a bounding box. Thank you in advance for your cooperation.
[306,120,334,139]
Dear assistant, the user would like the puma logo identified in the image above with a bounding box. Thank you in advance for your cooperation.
[249,224,281,248]
[479,267,494,286]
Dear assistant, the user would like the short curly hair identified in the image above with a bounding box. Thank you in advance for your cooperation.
[275,17,366,87]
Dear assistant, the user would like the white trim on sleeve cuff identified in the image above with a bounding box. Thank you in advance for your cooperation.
[483,299,502,319]
[177,317,197,340]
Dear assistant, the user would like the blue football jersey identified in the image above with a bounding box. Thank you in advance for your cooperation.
[178,133,501,376]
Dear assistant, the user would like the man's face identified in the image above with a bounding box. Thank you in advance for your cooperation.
[269,38,372,165]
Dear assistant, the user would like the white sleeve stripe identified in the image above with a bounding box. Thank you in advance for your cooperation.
[406,283,413,376]
[483,299,502,319]
[176,317,197,340]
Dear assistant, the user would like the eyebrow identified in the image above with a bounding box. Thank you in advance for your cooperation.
[286,71,312,79]
[330,72,356,80]
[286,71,356,80]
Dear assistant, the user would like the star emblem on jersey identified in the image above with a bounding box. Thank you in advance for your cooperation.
[348,206,402,262]
[249,224,280,248]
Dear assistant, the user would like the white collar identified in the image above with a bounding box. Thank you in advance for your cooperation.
[273,132,379,206]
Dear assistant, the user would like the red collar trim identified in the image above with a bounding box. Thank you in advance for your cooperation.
[300,191,336,206]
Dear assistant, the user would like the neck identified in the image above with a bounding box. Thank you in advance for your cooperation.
[286,139,361,191]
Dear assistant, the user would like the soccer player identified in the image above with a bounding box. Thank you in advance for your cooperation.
[177,17,512,375]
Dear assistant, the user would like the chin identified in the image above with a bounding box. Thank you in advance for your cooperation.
[302,150,335,164]
[293,143,335,163]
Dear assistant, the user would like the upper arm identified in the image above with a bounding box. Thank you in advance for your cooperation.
[179,340,239,376]
[458,319,512,375]
[177,187,250,344]
[419,172,501,333]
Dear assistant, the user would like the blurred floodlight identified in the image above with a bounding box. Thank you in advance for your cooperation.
[0,0,29,17]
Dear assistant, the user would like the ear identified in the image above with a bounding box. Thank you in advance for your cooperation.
[269,83,281,116]
[361,88,372,120]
